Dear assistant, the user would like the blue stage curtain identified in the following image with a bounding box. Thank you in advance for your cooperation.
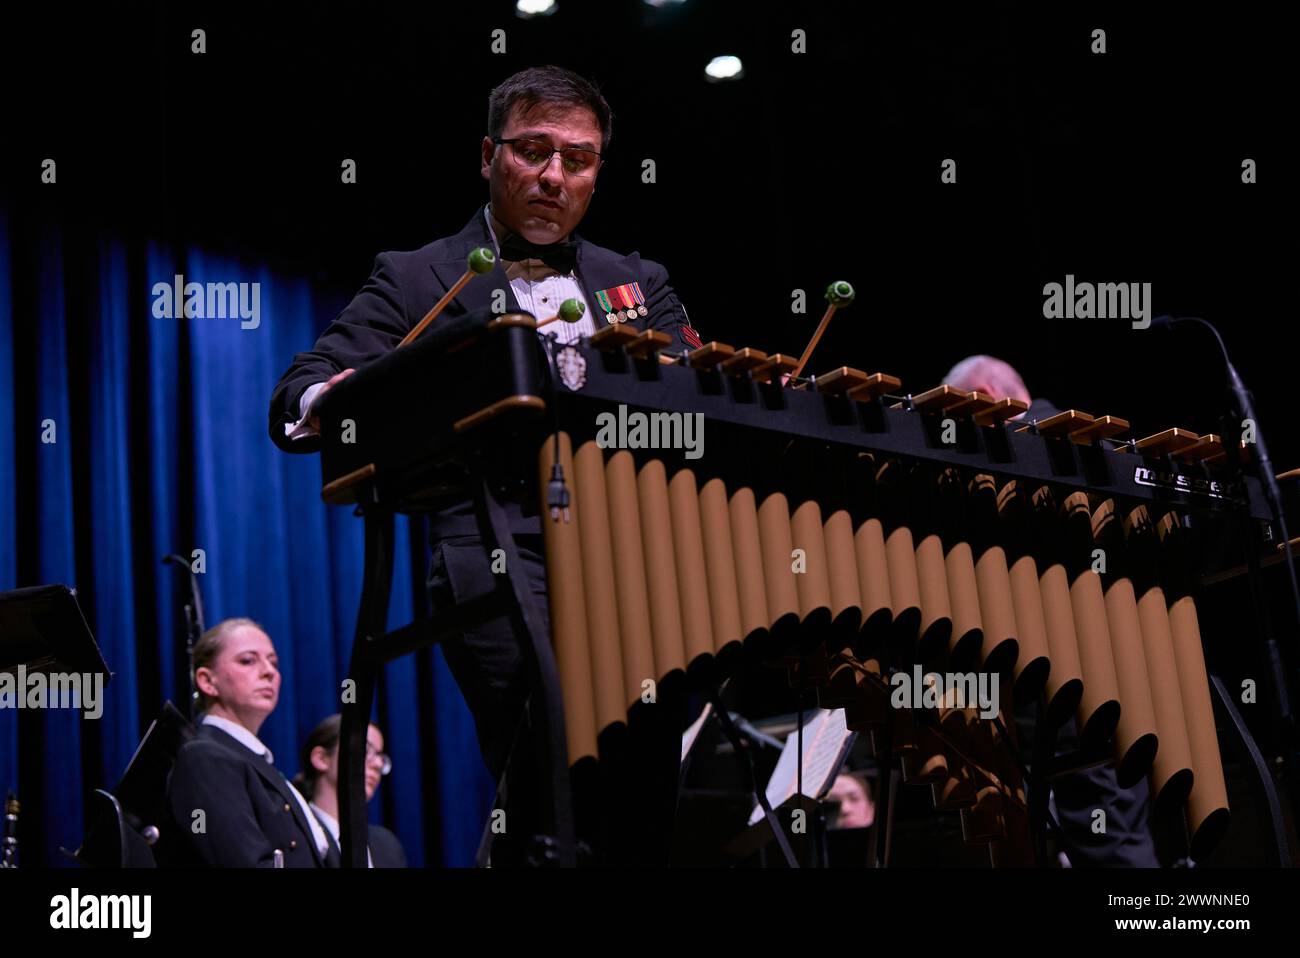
[0,214,494,867]
[0,215,16,825]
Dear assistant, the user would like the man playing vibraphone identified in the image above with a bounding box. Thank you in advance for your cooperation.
[268,66,702,860]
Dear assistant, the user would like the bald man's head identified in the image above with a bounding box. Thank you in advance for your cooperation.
[943,354,1031,406]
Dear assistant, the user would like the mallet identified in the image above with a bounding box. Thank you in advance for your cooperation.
[397,246,496,348]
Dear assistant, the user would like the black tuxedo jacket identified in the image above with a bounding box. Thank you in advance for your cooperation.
[268,207,699,454]
[161,723,326,868]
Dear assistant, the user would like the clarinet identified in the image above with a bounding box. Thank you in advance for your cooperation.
[1,793,17,868]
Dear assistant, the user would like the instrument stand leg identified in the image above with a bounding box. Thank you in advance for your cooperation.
[474,476,576,868]
[812,804,830,868]
[1208,672,1294,866]
[339,504,394,868]
[868,721,896,868]
[474,707,530,868]
[706,685,801,868]
[1027,698,1057,868]
[1229,449,1300,851]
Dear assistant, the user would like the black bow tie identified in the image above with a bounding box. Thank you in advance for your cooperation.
[498,233,579,274]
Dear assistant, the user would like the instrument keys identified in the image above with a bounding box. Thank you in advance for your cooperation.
[972,398,1029,426]
[847,372,903,402]
[589,324,642,351]
[813,366,871,394]
[749,353,799,384]
[625,329,672,359]
[1130,427,1200,456]
[718,347,770,375]
[1068,415,1130,445]
[1173,433,1224,462]
[1018,409,1094,437]
[944,390,998,418]
[911,385,975,413]
[686,341,736,369]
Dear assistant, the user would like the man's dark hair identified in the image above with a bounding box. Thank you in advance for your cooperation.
[488,65,613,153]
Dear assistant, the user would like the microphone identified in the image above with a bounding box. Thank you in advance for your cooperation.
[727,713,786,752]
[1152,316,1275,481]
[1156,315,1300,735]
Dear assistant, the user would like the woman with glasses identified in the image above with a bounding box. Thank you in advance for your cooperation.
[293,714,407,868]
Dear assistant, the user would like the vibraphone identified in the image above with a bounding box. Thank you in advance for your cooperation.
[319,306,1281,867]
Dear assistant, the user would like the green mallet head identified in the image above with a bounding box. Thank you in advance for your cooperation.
[468,246,496,274]
[825,280,855,307]
[558,298,585,324]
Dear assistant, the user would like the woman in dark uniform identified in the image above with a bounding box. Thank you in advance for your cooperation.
[161,618,332,868]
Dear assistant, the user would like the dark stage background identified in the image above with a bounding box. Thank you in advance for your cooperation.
[0,2,1292,867]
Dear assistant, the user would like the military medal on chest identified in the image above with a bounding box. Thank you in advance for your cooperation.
[595,288,618,324]
[595,282,648,324]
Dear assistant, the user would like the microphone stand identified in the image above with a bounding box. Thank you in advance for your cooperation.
[161,554,206,720]
[1157,316,1300,834]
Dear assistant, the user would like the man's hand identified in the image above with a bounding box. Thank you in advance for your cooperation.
[306,368,356,433]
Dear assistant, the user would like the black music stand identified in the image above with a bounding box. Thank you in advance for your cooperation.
[1,584,112,868]
[0,584,110,678]
[73,700,196,868]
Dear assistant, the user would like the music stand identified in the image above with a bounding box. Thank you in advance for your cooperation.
[0,583,109,678]
[74,700,195,868]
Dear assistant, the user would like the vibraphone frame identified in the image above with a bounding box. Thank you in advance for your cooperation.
[322,314,1291,868]
[557,336,1289,866]
[336,476,578,867]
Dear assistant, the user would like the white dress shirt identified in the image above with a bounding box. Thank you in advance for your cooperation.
[284,205,595,440]
[310,802,374,868]
[201,713,330,860]
[482,205,596,345]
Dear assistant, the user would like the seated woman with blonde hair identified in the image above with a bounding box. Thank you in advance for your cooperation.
[160,618,332,867]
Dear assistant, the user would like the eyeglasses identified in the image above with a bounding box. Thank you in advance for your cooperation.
[365,744,392,776]
[492,136,603,178]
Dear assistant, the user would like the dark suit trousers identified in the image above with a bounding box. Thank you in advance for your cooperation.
[428,532,560,863]
[427,533,550,778]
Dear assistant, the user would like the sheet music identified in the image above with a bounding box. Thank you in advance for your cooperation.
[748,708,855,826]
